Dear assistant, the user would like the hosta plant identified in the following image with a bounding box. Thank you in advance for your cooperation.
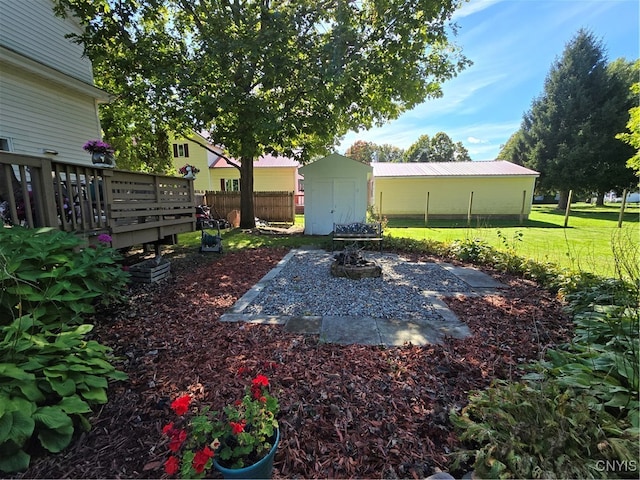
[0,317,127,473]
[450,380,638,479]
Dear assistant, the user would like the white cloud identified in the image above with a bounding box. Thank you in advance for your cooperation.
[467,136,487,144]
[452,0,505,20]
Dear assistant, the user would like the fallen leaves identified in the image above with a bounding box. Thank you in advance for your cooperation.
[15,247,572,479]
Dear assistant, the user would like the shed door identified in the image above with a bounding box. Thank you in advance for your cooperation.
[310,180,333,235]
[332,179,356,225]
[309,179,357,235]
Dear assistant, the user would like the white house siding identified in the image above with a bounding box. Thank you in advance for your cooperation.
[0,0,94,84]
[0,66,102,163]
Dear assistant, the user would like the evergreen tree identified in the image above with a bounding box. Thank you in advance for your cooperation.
[585,58,638,203]
[497,130,528,165]
[521,29,628,208]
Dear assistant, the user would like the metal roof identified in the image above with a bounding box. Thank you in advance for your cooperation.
[372,161,539,177]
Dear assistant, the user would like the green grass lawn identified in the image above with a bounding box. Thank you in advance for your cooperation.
[384,203,639,277]
[176,202,638,278]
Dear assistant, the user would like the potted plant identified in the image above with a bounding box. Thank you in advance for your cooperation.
[162,374,280,479]
[83,139,115,167]
[179,164,200,179]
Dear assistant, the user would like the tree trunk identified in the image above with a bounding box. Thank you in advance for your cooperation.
[239,156,255,229]
[595,191,605,206]
[557,190,569,210]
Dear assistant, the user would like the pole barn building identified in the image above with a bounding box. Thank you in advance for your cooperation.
[372,161,539,220]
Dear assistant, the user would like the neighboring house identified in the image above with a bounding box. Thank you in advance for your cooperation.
[0,0,110,164]
[209,153,301,194]
[372,161,539,219]
[299,153,372,235]
[170,131,224,193]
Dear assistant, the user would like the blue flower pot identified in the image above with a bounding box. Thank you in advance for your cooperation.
[213,428,280,479]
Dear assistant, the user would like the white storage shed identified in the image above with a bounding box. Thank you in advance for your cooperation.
[299,153,372,235]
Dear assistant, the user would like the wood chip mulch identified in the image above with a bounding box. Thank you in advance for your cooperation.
[15,247,572,479]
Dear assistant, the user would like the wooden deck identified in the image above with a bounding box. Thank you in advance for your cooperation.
[0,152,195,249]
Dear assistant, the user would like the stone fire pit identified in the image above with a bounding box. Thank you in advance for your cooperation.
[331,246,382,279]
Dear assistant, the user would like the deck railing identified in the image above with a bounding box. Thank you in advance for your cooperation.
[0,152,195,249]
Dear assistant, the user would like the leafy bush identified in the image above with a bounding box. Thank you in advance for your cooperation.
[448,232,639,479]
[448,238,494,264]
[0,317,127,472]
[534,288,639,437]
[382,235,448,255]
[0,227,129,472]
[0,227,129,328]
[450,380,638,479]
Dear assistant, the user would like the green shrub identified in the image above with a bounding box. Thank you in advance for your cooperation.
[382,235,448,255]
[0,316,127,472]
[450,380,638,479]
[534,290,639,434]
[448,233,639,479]
[0,227,129,328]
[448,238,494,264]
[0,227,129,472]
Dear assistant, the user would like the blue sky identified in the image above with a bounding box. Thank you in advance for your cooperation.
[337,0,640,161]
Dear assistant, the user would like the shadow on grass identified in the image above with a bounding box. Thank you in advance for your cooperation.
[386,218,563,229]
[537,205,639,223]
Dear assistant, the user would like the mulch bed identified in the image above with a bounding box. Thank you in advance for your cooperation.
[15,246,572,479]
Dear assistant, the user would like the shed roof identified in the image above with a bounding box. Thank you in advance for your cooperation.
[211,153,299,169]
[372,160,539,177]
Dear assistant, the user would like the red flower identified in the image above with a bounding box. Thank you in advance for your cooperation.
[165,456,180,475]
[251,386,261,400]
[230,421,246,434]
[162,422,174,434]
[171,395,191,416]
[192,446,214,473]
[252,375,269,387]
[168,429,187,452]
[259,396,267,403]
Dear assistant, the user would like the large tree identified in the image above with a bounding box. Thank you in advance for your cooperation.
[344,140,404,163]
[55,0,469,228]
[344,140,377,164]
[584,58,638,204]
[616,80,640,177]
[404,132,470,162]
[497,129,528,165]
[521,29,634,208]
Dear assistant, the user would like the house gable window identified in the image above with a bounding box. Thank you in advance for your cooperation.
[172,143,189,158]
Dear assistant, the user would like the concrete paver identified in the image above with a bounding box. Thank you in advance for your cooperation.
[220,250,505,347]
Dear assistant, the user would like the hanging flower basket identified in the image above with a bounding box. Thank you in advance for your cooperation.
[179,164,200,179]
[83,139,115,167]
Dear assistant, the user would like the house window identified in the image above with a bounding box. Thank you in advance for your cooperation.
[172,143,190,158]
[298,179,304,192]
[0,138,12,151]
[221,179,240,191]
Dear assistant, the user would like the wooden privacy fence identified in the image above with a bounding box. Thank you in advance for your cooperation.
[0,152,195,249]
[204,191,295,223]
